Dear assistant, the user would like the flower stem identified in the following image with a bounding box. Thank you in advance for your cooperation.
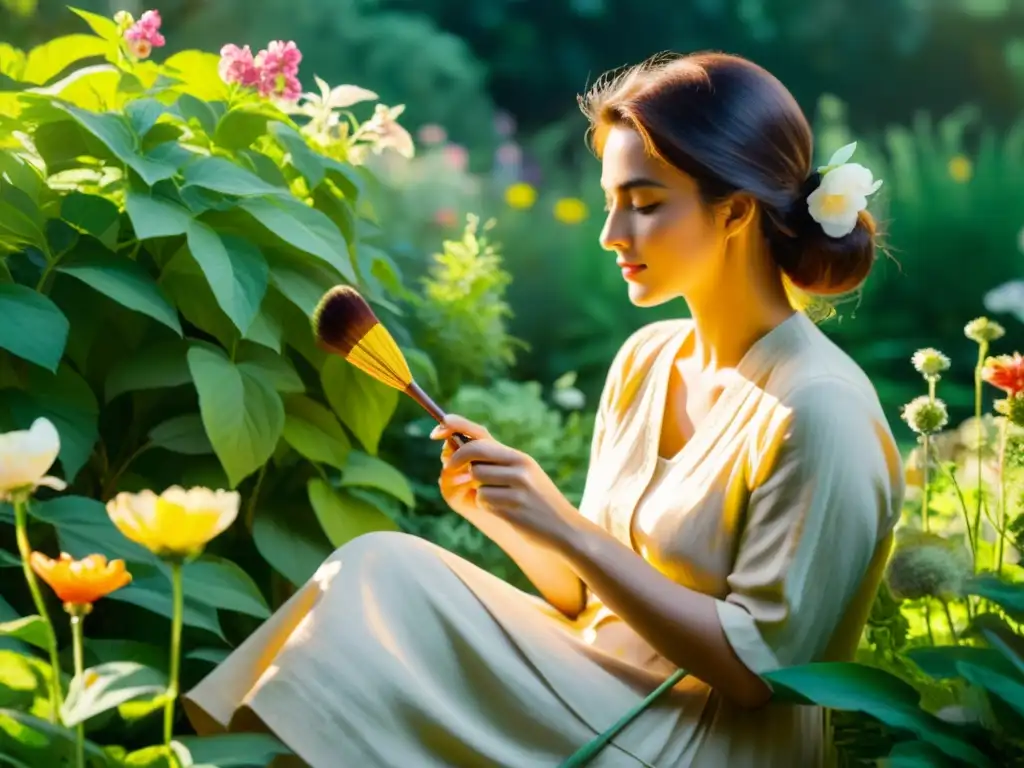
[921,434,931,532]
[941,600,958,645]
[164,560,184,748]
[13,498,63,722]
[70,609,86,768]
[997,419,1009,576]
[973,342,987,560]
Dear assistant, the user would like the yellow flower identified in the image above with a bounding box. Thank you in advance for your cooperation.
[30,552,131,608]
[948,155,972,183]
[554,197,588,225]
[0,418,66,500]
[106,486,240,559]
[504,182,537,210]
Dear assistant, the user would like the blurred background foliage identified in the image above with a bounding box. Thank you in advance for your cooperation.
[4,0,1024,762]
[4,0,1024,555]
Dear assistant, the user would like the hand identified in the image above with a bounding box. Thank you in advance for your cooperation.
[432,414,581,550]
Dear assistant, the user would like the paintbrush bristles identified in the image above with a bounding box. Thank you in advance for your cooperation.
[313,285,377,356]
[313,285,413,392]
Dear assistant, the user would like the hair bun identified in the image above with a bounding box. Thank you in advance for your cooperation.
[767,172,878,296]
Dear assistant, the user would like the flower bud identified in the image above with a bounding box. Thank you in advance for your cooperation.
[965,317,1005,344]
[911,348,951,378]
[901,396,949,435]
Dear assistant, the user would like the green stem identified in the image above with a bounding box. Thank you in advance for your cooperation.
[924,602,935,646]
[13,498,63,722]
[997,420,1009,576]
[244,463,267,533]
[941,600,958,645]
[70,609,86,768]
[973,343,987,559]
[164,561,184,748]
[921,434,931,532]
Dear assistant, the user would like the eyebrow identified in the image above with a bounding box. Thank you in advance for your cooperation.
[602,177,668,193]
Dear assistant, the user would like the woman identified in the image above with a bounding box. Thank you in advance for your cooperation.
[184,52,904,767]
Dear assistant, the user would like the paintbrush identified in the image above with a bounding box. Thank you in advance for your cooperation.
[312,285,472,447]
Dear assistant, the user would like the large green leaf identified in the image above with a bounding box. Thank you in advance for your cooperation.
[955,659,1024,718]
[282,395,351,470]
[104,339,190,402]
[235,342,303,393]
[215,103,288,151]
[906,646,1020,681]
[268,252,345,316]
[57,104,177,186]
[0,283,68,372]
[966,576,1024,621]
[0,707,111,767]
[174,733,293,767]
[882,740,960,768]
[0,150,43,202]
[340,450,415,508]
[161,51,228,102]
[147,414,213,455]
[321,355,398,455]
[22,35,111,86]
[60,661,165,728]
[7,364,98,482]
[252,496,333,587]
[29,496,158,566]
[270,122,325,188]
[159,248,238,350]
[0,617,49,653]
[185,221,268,334]
[57,245,182,335]
[762,662,991,766]
[181,156,289,198]
[187,344,284,487]
[124,187,192,240]
[124,98,166,139]
[239,196,355,283]
[60,192,120,248]
[308,478,399,549]
[69,7,120,42]
[108,570,224,639]
[182,555,270,619]
[0,198,46,250]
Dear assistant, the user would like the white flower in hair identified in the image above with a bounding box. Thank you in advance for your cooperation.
[806,142,883,238]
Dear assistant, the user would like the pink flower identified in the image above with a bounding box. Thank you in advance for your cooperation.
[417,124,447,145]
[123,9,166,56]
[442,144,469,172]
[219,44,260,87]
[255,40,302,78]
[434,208,458,227]
[252,40,302,102]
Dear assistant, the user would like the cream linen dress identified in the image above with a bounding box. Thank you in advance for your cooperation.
[183,310,904,767]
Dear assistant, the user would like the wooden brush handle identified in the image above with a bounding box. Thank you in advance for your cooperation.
[405,380,473,446]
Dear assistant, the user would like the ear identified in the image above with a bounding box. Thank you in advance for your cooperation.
[716,193,758,241]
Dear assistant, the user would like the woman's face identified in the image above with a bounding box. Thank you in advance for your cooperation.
[599,124,729,308]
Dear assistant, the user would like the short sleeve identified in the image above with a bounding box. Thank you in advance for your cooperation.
[714,379,903,674]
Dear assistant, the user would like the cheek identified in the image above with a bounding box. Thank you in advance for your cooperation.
[642,200,719,264]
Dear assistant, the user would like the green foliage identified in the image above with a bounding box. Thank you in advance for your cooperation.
[0,6,441,762]
[408,214,526,401]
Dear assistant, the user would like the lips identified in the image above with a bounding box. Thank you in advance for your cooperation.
[618,262,647,278]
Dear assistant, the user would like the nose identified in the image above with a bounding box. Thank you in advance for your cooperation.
[599,207,631,252]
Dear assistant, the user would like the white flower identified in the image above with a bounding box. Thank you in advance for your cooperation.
[807,142,883,238]
[552,386,586,410]
[360,104,415,159]
[0,418,66,500]
[983,280,1024,324]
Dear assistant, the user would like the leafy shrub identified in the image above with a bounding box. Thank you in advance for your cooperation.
[0,6,433,763]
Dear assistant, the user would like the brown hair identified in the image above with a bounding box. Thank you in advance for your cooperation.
[579,52,877,296]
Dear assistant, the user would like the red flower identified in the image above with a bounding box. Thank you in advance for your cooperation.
[982,353,1024,396]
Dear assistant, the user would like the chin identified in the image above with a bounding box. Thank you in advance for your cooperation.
[626,284,674,308]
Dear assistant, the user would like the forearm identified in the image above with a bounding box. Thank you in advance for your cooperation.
[562,515,772,708]
[464,508,586,618]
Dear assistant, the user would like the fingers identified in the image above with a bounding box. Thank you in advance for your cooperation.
[430,413,492,442]
[446,439,520,475]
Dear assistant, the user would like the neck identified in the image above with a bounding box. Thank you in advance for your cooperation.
[684,244,795,371]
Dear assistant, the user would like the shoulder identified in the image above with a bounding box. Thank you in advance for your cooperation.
[597,318,688,413]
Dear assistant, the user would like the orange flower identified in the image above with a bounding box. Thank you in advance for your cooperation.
[983,353,1024,396]
[29,552,132,607]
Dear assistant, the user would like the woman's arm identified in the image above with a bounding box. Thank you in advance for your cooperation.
[562,516,772,708]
